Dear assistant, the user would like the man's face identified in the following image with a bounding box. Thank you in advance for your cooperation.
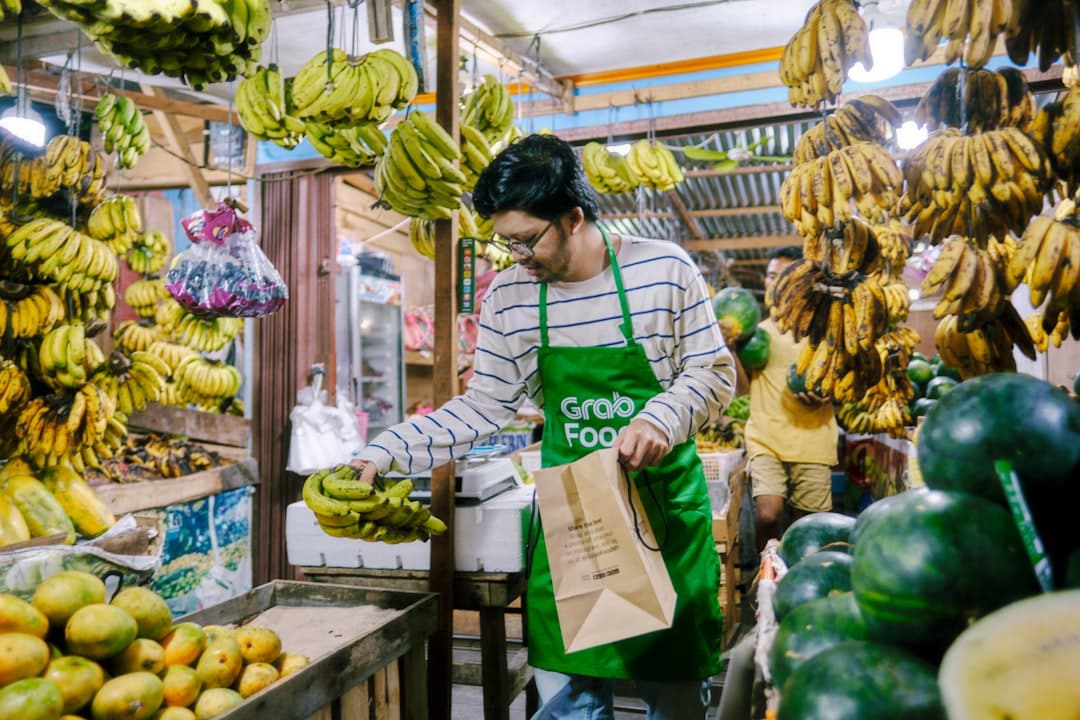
[764,257,794,308]
[490,210,570,283]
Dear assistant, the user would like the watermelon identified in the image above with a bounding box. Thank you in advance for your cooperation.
[933,362,963,381]
[911,397,935,417]
[772,551,853,620]
[1074,370,1080,396]
[786,363,806,394]
[736,325,770,370]
[917,373,1080,587]
[769,592,868,689]
[849,489,926,546]
[907,359,934,386]
[778,512,855,567]
[712,287,760,344]
[924,376,957,399]
[852,489,1039,655]
[778,641,944,720]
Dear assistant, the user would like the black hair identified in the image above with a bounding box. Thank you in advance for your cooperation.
[768,246,803,261]
[472,134,601,222]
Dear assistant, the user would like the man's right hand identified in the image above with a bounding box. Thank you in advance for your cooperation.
[793,391,831,406]
[351,459,379,484]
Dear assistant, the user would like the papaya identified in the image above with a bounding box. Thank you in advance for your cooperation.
[195,638,244,689]
[110,588,173,642]
[33,571,108,630]
[0,632,51,686]
[233,626,281,664]
[0,491,31,546]
[0,592,50,637]
[0,456,34,484]
[162,665,201,708]
[65,604,138,661]
[40,466,116,538]
[161,623,206,667]
[154,708,196,720]
[273,652,309,678]
[44,656,106,714]
[234,662,279,698]
[192,688,244,719]
[110,638,165,676]
[91,671,164,720]
[1,474,76,544]
[201,625,233,644]
[0,677,65,720]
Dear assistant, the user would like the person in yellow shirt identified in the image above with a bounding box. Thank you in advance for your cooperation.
[736,246,839,552]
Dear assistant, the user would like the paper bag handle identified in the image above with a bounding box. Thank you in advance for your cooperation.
[620,460,669,552]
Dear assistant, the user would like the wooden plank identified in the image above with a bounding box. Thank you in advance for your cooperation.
[0,532,68,552]
[386,660,401,720]
[602,205,783,221]
[373,668,389,720]
[400,647,428,720]
[127,403,251,448]
[94,458,259,515]
[479,607,510,720]
[305,706,333,720]
[340,680,370,720]
[141,84,214,208]
[666,190,704,241]
[684,235,802,251]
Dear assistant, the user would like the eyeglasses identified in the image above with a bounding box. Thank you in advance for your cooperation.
[486,218,556,260]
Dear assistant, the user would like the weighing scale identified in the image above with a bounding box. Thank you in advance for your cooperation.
[389,446,521,502]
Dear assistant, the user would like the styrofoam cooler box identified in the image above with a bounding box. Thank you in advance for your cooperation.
[286,483,536,572]
[700,449,745,516]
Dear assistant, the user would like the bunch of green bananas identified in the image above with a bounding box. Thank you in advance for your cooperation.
[236,65,305,148]
[0,283,65,339]
[38,323,92,389]
[461,205,511,270]
[916,67,1034,134]
[461,74,514,146]
[159,380,186,407]
[290,48,419,126]
[905,0,1012,69]
[303,466,448,544]
[304,120,387,168]
[408,218,436,261]
[126,229,171,275]
[58,284,115,326]
[460,125,495,191]
[374,110,465,221]
[627,139,684,192]
[125,278,170,319]
[91,350,168,416]
[174,354,242,404]
[0,358,31,417]
[1030,85,1080,196]
[792,96,900,165]
[899,127,1050,244]
[156,299,242,353]
[582,142,640,194]
[0,0,22,24]
[87,194,143,255]
[146,340,196,376]
[779,0,871,109]
[16,383,118,471]
[113,319,166,354]
[4,218,119,294]
[1,136,108,206]
[36,0,271,90]
[95,94,150,170]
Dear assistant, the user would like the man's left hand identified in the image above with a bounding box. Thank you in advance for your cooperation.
[616,418,670,471]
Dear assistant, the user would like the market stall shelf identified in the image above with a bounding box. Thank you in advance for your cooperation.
[178,580,438,720]
[128,402,252,452]
[94,458,259,515]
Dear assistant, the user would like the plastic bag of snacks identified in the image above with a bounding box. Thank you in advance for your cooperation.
[166,201,288,317]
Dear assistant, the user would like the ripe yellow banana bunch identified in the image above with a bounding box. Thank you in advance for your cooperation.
[113,319,165,355]
[159,380,186,407]
[627,140,684,192]
[174,355,242,403]
[157,300,243,352]
[781,142,902,238]
[793,97,901,165]
[461,74,515,147]
[290,48,419,126]
[1029,86,1080,196]
[1007,203,1080,313]
[920,235,1003,320]
[1025,308,1076,352]
[460,124,495,191]
[125,278,170,318]
[900,127,1050,244]
[236,64,306,148]
[3,218,119,294]
[780,0,871,109]
[0,283,65,339]
[837,397,911,439]
[147,340,196,375]
[304,120,387,168]
[16,382,113,469]
[904,0,1011,68]
[93,350,168,415]
[303,465,448,543]
[804,219,884,275]
[87,194,143,255]
[459,205,510,270]
[374,110,465,221]
[916,67,1034,133]
[38,0,271,89]
[881,279,912,324]
[58,284,115,326]
[41,135,107,205]
[873,219,915,268]
[126,229,172,276]
[38,323,93,390]
[95,93,150,170]
[408,218,436,261]
[0,358,31,416]
[1005,0,1078,72]
[582,142,641,194]
[934,304,1036,379]
[0,64,11,95]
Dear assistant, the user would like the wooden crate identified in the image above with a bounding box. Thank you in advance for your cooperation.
[180,580,438,720]
[93,458,259,515]
[127,403,251,450]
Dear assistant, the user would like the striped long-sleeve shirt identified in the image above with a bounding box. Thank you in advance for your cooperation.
[358,235,737,475]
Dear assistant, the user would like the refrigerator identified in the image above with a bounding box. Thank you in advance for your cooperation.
[335,258,405,442]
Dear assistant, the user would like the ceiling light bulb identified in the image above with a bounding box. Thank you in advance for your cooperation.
[896,120,929,150]
[606,143,631,156]
[848,27,905,83]
[0,106,46,147]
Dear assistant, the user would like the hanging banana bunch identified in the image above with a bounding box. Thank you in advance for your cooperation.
[779,0,872,109]
[289,48,419,126]
[125,278,170,319]
[582,142,640,194]
[91,350,168,416]
[1029,86,1080,196]
[915,67,1035,133]
[460,124,495,191]
[627,139,684,192]
[86,194,143,255]
[1005,0,1080,72]
[461,74,515,146]
[904,0,1013,68]
[374,110,465,221]
[95,94,151,170]
[156,299,243,353]
[126,229,172,276]
[235,64,307,149]
[793,96,901,165]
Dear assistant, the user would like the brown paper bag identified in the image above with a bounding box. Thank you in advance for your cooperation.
[533,446,677,653]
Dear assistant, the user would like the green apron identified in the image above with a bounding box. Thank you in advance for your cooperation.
[526,228,723,681]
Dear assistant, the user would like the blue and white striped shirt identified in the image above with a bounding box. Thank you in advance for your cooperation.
[359,235,737,475]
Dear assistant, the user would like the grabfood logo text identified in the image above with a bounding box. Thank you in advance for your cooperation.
[560,393,635,448]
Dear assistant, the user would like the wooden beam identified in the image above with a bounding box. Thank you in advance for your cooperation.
[666,190,703,241]
[684,235,802,251]
[602,205,784,221]
[141,84,213,208]
[684,163,793,178]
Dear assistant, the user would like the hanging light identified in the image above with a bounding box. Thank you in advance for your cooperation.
[848,0,905,83]
[0,15,47,148]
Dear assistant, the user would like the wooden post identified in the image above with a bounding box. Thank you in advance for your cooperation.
[429,1,461,719]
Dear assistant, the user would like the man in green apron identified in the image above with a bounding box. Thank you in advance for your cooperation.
[356,134,736,719]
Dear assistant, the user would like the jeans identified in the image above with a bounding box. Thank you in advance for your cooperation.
[531,668,711,720]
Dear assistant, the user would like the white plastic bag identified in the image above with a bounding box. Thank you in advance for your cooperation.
[286,375,364,475]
